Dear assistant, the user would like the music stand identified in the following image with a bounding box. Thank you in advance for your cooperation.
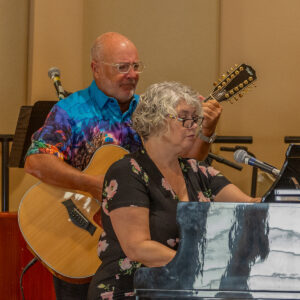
[9,101,57,168]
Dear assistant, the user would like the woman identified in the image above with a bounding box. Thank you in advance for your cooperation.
[87,81,260,299]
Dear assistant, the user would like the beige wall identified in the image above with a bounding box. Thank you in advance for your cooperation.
[2,0,300,211]
[28,0,85,103]
[0,0,30,212]
[82,0,220,95]
[0,0,29,133]
[211,0,300,195]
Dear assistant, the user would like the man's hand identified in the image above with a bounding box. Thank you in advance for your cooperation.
[200,96,222,137]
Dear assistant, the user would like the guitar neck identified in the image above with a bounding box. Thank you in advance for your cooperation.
[203,95,215,103]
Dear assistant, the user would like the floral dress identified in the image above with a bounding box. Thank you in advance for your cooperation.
[87,149,231,300]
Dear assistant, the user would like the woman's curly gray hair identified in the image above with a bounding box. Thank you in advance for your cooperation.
[132,81,202,140]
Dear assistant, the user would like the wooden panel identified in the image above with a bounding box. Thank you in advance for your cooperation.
[0,213,55,300]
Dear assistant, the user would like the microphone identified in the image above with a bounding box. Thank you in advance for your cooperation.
[234,149,280,177]
[48,67,66,100]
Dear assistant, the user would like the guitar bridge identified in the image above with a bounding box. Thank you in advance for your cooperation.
[62,199,97,236]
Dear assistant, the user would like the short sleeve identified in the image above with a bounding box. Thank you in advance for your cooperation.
[26,105,73,161]
[102,157,150,212]
[197,161,231,196]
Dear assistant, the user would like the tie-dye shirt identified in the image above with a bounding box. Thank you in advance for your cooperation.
[26,80,142,170]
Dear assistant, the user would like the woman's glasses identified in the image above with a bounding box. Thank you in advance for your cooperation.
[168,114,204,128]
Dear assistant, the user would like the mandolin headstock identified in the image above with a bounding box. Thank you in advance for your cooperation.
[205,64,257,103]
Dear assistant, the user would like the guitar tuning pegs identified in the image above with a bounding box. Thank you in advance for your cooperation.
[213,81,218,86]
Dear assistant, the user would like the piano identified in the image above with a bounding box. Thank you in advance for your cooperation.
[263,144,300,202]
[134,144,300,299]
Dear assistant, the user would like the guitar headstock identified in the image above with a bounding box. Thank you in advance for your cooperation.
[206,64,257,103]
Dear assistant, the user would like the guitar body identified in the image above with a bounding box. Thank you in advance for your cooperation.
[18,145,128,283]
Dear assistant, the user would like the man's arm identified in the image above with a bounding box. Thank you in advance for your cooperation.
[25,154,103,200]
[184,99,222,160]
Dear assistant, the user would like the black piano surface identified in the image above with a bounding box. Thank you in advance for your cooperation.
[263,144,300,202]
[134,144,300,299]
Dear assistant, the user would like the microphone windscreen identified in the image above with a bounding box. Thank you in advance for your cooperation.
[234,149,248,163]
[48,67,60,79]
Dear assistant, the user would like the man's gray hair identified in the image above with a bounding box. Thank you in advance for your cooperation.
[90,38,103,62]
[132,81,202,140]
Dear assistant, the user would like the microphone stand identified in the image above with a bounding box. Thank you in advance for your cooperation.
[208,152,243,171]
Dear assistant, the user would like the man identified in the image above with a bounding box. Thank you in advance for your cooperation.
[25,32,222,299]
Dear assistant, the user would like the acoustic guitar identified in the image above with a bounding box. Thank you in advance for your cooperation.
[18,145,128,283]
[18,63,257,283]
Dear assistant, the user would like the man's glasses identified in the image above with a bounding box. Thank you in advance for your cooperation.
[100,61,145,74]
[168,114,204,128]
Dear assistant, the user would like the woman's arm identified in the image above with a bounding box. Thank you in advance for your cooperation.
[110,206,176,267]
[214,183,261,203]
